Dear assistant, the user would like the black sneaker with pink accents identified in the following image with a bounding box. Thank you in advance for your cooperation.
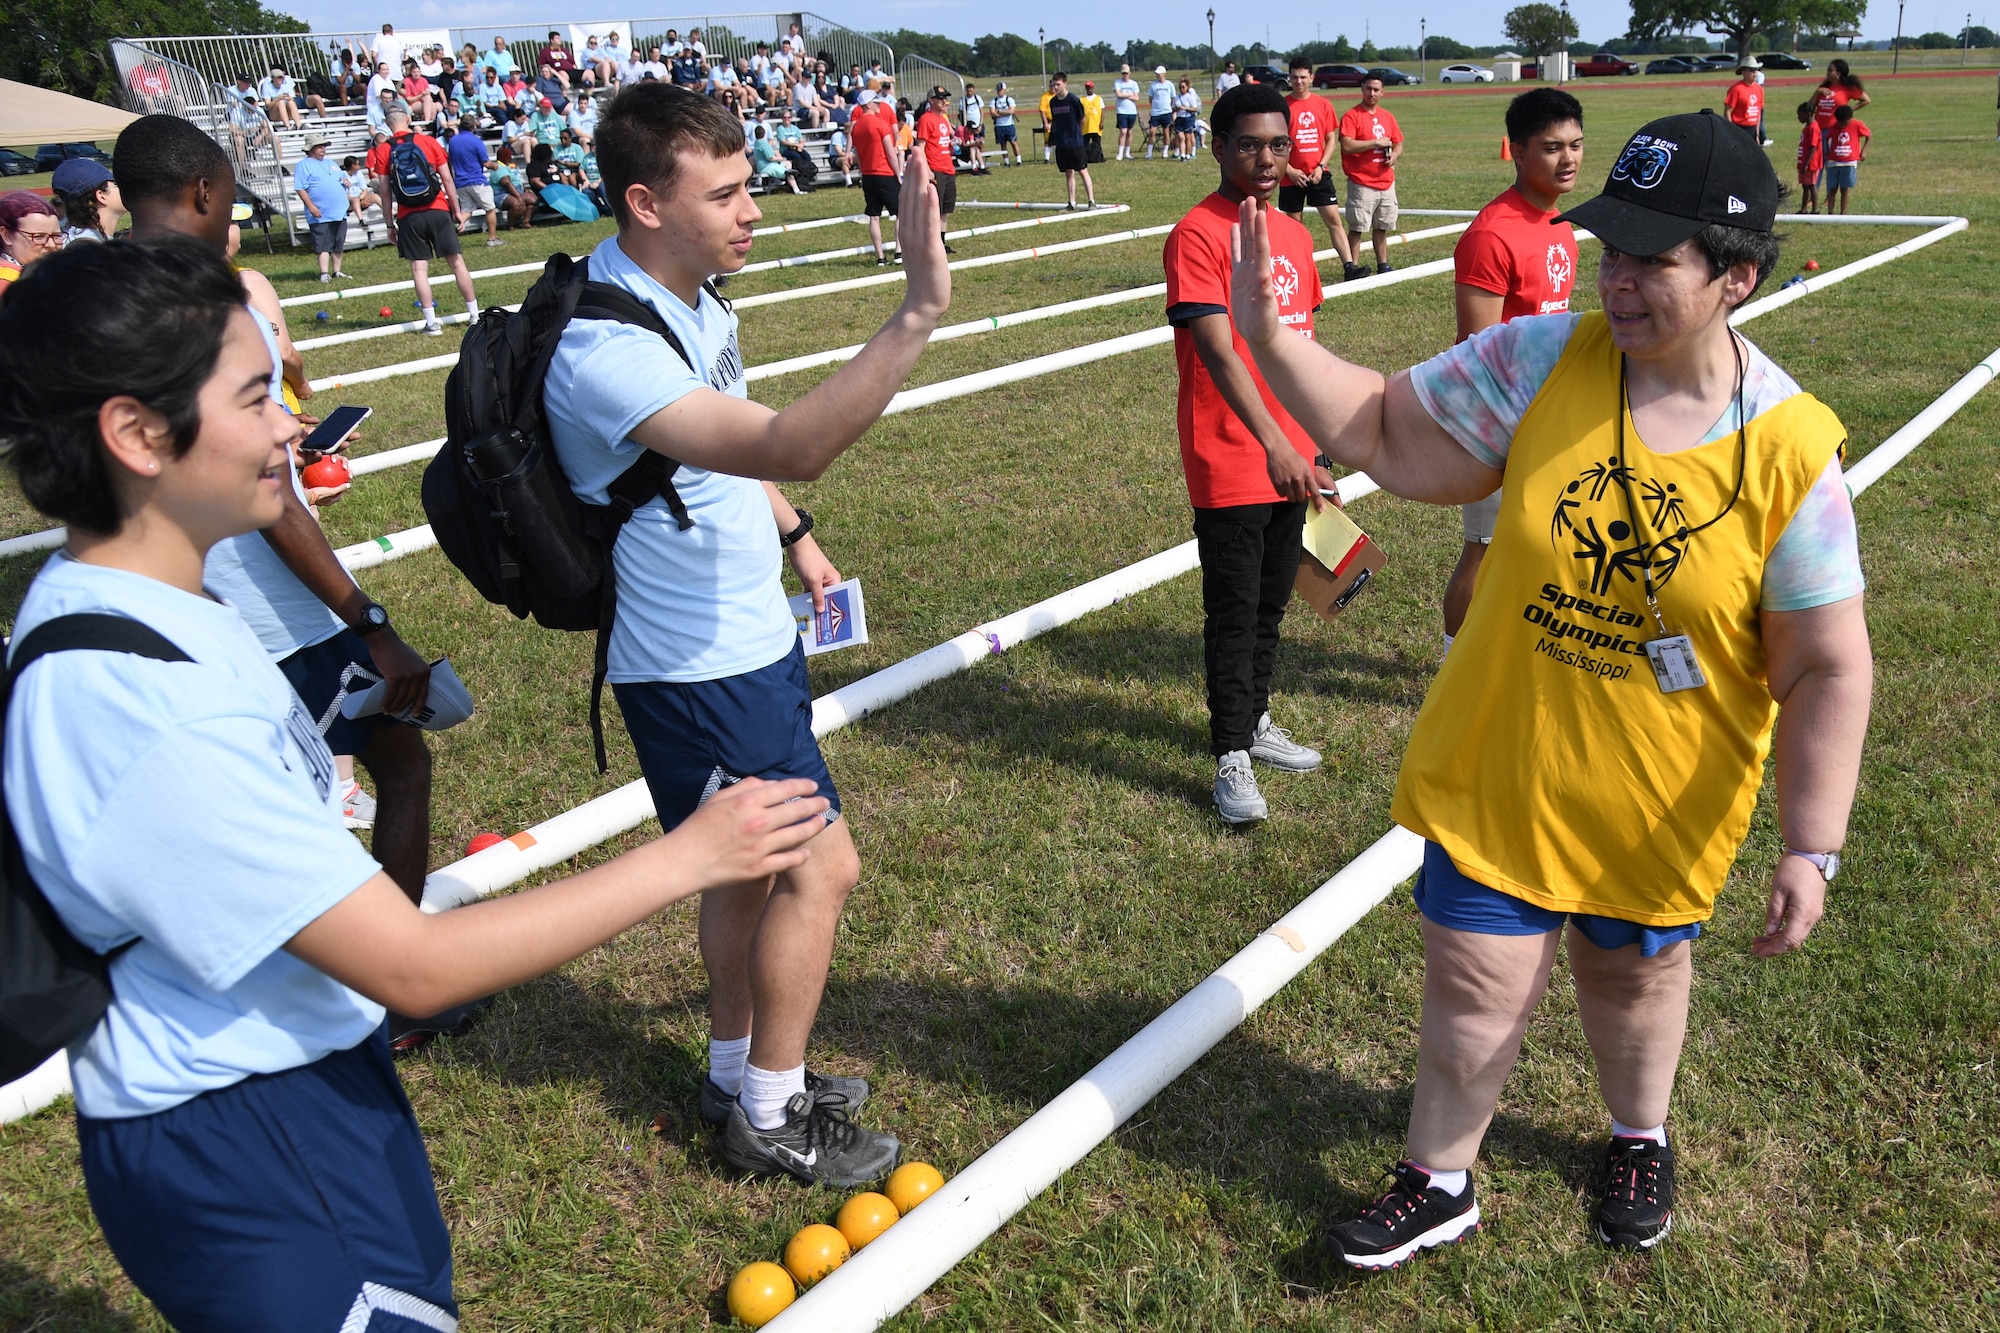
[1596,1136,1675,1249]
[1323,1160,1482,1271]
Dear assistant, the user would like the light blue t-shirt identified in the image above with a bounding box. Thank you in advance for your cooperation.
[1408,313,1865,611]
[992,94,1016,126]
[201,308,345,659]
[1149,79,1176,115]
[6,557,385,1119]
[1114,78,1139,115]
[545,236,795,683]
[291,154,350,220]
[483,48,517,77]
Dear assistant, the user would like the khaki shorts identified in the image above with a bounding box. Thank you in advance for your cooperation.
[458,183,496,216]
[1346,182,1399,234]
[1461,489,1501,544]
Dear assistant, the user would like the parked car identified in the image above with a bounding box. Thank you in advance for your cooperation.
[1241,63,1291,85]
[0,148,35,176]
[1313,63,1371,88]
[1369,66,1422,85]
[1574,53,1639,76]
[1438,62,1496,83]
[1645,56,1705,74]
[1757,51,1812,69]
[34,142,112,172]
[1694,54,1742,71]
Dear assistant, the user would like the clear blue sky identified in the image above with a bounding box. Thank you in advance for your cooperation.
[286,0,1980,53]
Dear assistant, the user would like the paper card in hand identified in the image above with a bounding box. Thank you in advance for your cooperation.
[337,658,476,730]
[789,578,869,656]
[1295,503,1387,622]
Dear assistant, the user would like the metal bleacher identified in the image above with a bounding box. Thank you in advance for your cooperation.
[109,14,897,247]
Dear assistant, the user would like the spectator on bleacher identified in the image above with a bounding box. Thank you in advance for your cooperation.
[525,141,563,204]
[576,140,605,211]
[400,58,439,122]
[501,68,533,110]
[371,23,402,74]
[529,97,567,151]
[750,42,773,85]
[754,125,805,191]
[330,49,364,106]
[759,60,788,106]
[53,159,125,243]
[431,54,458,94]
[568,91,599,146]
[476,67,507,121]
[487,145,533,230]
[534,65,570,114]
[554,128,585,183]
[599,31,627,80]
[643,46,672,82]
[538,31,577,85]
[366,108,479,337]
[580,35,607,85]
[710,59,751,110]
[673,45,704,88]
[790,72,828,128]
[367,88,408,139]
[503,106,533,160]
[338,155,378,219]
[825,124,855,184]
[841,63,863,97]
[619,47,648,85]
[481,37,516,80]
[228,78,279,161]
[445,116,502,248]
[0,192,61,291]
[415,46,442,79]
[366,60,396,106]
[292,136,350,281]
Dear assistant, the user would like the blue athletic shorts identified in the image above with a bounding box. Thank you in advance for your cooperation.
[77,1026,457,1331]
[1822,162,1857,191]
[279,626,404,757]
[613,637,841,832]
[1116,112,1137,130]
[995,123,1017,143]
[1412,840,1702,957]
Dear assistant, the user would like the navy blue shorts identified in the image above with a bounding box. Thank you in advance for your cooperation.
[994,123,1017,143]
[77,1027,457,1331]
[1413,840,1702,958]
[279,626,402,756]
[613,638,841,832]
[1116,112,1137,130]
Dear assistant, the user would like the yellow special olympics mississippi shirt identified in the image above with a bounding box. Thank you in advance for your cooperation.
[1394,312,1860,925]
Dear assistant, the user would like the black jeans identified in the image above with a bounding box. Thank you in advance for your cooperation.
[1192,500,1306,756]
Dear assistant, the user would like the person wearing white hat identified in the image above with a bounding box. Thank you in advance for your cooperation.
[1147,65,1176,158]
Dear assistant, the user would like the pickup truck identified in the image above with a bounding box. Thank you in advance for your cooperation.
[1575,53,1639,76]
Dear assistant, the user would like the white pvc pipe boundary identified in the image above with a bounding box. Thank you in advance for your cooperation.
[762,335,1995,1333]
[734,205,1129,275]
[953,199,1094,210]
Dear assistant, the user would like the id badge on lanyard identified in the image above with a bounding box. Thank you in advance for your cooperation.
[1643,629,1707,693]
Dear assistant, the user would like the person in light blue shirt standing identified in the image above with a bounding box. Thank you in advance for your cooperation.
[291,135,351,280]
[989,82,1021,165]
[1113,65,1141,159]
[1148,65,1177,158]
[0,235,830,1330]
[544,83,954,1187]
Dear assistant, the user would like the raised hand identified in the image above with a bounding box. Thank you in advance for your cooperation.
[1228,195,1282,347]
[896,152,949,322]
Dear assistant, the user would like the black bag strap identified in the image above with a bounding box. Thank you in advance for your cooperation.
[4,614,194,959]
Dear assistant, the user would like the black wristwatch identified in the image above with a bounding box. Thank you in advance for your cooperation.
[352,601,391,633]
[779,509,815,549]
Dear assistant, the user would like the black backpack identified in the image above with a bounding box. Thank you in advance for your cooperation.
[387,133,442,208]
[0,614,191,1085]
[422,252,720,772]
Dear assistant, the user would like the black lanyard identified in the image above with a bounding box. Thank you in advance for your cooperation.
[1614,334,1748,636]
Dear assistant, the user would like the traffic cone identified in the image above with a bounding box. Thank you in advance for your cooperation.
[1500,136,1512,161]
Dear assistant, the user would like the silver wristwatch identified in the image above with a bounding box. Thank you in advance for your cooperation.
[1784,849,1841,882]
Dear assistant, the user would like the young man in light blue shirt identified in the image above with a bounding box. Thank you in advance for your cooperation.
[1148,65,1176,158]
[1113,65,1141,159]
[544,83,952,1187]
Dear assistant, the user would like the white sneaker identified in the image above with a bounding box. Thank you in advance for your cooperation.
[1214,751,1268,824]
[422,320,444,337]
[1249,712,1321,772]
[340,780,377,830]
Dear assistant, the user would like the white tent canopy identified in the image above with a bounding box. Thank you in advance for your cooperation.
[0,80,139,149]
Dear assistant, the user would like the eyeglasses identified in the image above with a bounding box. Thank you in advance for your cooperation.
[8,226,63,247]
[1227,135,1293,157]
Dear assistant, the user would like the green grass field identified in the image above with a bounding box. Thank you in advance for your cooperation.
[3,69,1998,1332]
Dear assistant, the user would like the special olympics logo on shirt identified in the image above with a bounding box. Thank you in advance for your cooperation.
[1269,255,1300,305]
[1546,243,1573,293]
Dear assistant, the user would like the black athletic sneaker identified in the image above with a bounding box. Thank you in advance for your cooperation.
[719,1090,900,1186]
[1343,261,1369,282]
[387,997,491,1055]
[1323,1160,1482,1271]
[1596,1136,1675,1249]
[698,1070,872,1128]
[1376,262,1396,275]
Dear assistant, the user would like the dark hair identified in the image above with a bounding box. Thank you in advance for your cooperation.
[531,142,555,163]
[1833,103,1853,122]
[1289,53,1312,71]
[595,83,744,225]
[1696,223,1782,297]
[1505,87,1582,144]
[1052,70,1067,81]
[59,182,108,232]
[0,237,247,534]
[1211,82,1290,138]
[113,114,232,208]
[341,155,359,169]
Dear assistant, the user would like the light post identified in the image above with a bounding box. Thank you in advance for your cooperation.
[1966,11,1973,63]
[1207,8,1216,76]
[1892,0,1905,72]
[1038,26,1046,84]
[1420,18,1427,82]
[1558,0,1571,82]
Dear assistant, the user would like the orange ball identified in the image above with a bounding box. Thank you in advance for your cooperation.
[835,1191,900,1250]
[884,1161,944,1215]
[726,1261,795,1327]
[782,1222,850,1286]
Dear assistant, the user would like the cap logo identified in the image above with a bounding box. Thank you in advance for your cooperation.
[1727,195,1747,214]
[1610,135,1677,190]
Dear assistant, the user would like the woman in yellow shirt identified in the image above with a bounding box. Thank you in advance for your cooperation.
[1229,112,1871,1266]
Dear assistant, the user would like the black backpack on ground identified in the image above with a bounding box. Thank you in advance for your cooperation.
[422,251,722,772]
[0,614,191,1085]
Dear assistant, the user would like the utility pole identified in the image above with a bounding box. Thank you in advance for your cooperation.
[1038,25,1045,84]
[1892,0,1905,72]
[1421,18,1427,81]
[1966,11,1973,62]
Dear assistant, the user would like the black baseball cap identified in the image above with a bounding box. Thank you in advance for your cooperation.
[928,85,950,100]
[1558,109,1778,255]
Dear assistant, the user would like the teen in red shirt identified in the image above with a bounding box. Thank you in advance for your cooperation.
[1280,57,1361,280]
[914,85,957,240]
[1723,65,1764,141]
[850,90,903,263]
[1163,82,1331,824]
[365,110,477,334]
[1338,78,1404,272]
[1440,87,1584,643]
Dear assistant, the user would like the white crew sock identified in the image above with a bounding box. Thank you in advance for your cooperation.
[707,1034,751,1096]
[1411,1161,1469,1196]
[741,1061,807,1130]
[1612,1118,1668,1145]
[1442,632,1455,653]
[421,302,438,324]
[465,298,479,318]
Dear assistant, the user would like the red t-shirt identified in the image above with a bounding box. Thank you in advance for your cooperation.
[1827,119,1867,163]
[1454,186,1578,325]
[365,131,451,216]
[1723,81,1763,128]
[1164,195,1323,508]
[1286,93,1337,175]
[915,108,955,175]
[852,103,896,177]
[1338,103,1401,190]
[1797,121,1824,175]
[1812,84,1849,129]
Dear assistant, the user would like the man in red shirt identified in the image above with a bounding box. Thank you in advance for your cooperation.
[1439,87,1584,645]
[1795,99,1823,213]
[1339,76,1404,274]
[851,87,903,265]
[366,108,477,336]
[1281,55,1364,282]
[1723,62,1764,145]
[914,85,957,248]
[1164,81,1332,824]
